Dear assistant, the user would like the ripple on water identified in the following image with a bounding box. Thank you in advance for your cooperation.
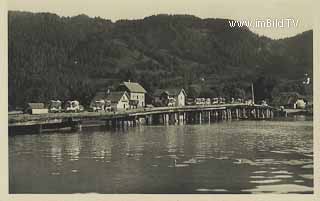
[242,184,313,194]
[271,170,293,174]
[182,158,197,164]
[250,176,267,179]
[301,164,313,169]
[250,179,281,184]
[299,174,313,180]
[196,188,228,193]
[270,150,291,154]
[282,159,312,166]
[253,171,268,174]
[273,175,293,179]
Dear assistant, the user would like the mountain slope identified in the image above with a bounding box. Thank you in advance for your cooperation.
[8,11,313,107]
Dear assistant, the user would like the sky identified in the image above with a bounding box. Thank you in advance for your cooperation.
[8,0,314,39]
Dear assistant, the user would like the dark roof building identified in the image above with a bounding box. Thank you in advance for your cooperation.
[154,88,187,97]
[91,91,129,104]
[26,103,45,109]
[277,92,306,106]
[107,91,129,103]
[24,103,48,114]
[119,81,147,93]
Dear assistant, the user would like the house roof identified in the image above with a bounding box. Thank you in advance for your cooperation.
[92,91,129,104]
[277,92,306,105]
[91,91,110,102]
[107,91,129,103]
[27,103,45,109]
[120,82,147,93]
[154,88,186,97]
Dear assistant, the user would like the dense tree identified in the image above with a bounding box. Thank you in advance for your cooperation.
[8,11,313,108]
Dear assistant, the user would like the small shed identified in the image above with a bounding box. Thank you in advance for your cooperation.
[24,103,48,114]
[275,92,307,109]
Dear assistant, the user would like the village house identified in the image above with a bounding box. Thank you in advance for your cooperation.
[48,100,62,113]
[91,90,130,111]
[107,91,130,111]
[276,92,307,109]
[24,103,48,114]
[90,90,111,111]
[153,88,186,107]
[117,81,147,108]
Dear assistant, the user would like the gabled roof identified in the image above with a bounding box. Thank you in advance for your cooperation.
[153,89,165,97]
[91,91,110,102]
[120,82,147,93]
[154,88,186,97]
[92,90,129,103]
[27,103,45,109]
[107,91,129,103]
[278,92,306,105]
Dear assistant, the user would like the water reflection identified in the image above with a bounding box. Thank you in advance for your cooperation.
[9,118,313,194]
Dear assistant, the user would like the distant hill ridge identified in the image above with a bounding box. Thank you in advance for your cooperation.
[8,11,313,107]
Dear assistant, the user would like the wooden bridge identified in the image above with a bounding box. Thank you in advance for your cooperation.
[9,104,283,134]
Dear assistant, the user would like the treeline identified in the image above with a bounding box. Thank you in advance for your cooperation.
[8,11,313,108]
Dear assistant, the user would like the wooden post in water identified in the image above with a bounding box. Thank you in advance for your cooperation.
[38,124,43,134]
[243,108,247,119]
[165,113,169,124]
[223,110,227,120]
[215,111,219,121]
[74,121,82,131]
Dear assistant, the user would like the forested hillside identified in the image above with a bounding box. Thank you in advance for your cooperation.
[8,11,313,107]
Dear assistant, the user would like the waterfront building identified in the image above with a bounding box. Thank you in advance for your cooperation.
[90,90,111,112]
[276,92,307,109]
[153,88,186,107]
[107,91,130,111]
[24,103,48,114]
[117,81,147,108]
[91,90,130,111]
[48,100,62,113]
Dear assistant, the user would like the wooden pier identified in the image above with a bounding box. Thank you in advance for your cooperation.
[8,104,283,134]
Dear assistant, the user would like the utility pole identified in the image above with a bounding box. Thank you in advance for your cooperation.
[251,83,255,105]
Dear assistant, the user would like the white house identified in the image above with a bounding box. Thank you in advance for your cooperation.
[24,103,48,114]
[117,81,147,108]
[107,91,130,111]
[153,88,186,107]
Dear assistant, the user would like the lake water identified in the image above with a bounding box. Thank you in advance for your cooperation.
[9,116,313,194]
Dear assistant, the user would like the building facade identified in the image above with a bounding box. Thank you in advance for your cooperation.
[117,81,147,108]
[24,103,48,114]
[91,90,130,111]
[153,88,186,107]
[109,91,130,111]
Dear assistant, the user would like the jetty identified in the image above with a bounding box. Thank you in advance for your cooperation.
[9,104,283,134]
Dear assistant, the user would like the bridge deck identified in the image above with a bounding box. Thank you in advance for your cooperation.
[9,104,276,126]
